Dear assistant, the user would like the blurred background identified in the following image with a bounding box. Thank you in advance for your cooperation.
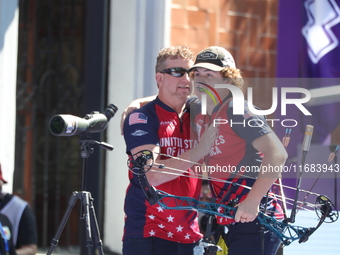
[0,0,339,254]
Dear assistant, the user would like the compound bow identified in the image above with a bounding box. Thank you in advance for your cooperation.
[128,150,339,247]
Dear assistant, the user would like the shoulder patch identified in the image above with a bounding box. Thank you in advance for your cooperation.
[129,112,148,125]
[131,129,148,136]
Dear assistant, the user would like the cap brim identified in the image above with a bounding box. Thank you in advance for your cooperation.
[189,63,225,72]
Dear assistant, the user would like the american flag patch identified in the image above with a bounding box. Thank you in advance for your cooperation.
[129,112,148,125]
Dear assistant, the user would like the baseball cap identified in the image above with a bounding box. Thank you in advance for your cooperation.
[0,164,7,184]
[190,46,236,71]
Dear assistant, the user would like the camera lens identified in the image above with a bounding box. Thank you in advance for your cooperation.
[50,116,65,135]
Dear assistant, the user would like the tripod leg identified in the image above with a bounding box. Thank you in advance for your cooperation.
[47,192,79,255]
[81,192,94,255]
[88,193,104,255]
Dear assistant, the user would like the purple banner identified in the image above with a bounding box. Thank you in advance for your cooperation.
[277,0,340,209]
[278,0,340,144]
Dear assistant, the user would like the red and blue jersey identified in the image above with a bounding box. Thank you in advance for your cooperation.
[191,98,284,224]
[123,97,202,243]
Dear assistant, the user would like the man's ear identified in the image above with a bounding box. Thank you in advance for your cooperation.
[155,73,163,87]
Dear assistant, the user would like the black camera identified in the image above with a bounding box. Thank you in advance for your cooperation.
[49,104,118,136]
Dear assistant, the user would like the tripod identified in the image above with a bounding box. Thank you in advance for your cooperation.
[47,134,113,255]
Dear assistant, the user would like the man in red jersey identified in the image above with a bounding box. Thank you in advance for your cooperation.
[122,45,217,255]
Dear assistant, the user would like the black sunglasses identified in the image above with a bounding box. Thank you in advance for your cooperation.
[160,67,190,77]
